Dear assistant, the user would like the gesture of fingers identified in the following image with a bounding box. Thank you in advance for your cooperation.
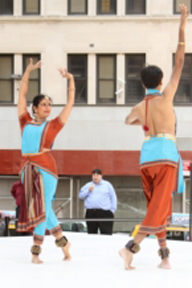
[27,58,42,72]
[58,68,73,80]
[179,4,189,18]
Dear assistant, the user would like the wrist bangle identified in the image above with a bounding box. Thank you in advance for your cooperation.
[178,42,185,45]
[22,79,29,82]
[68,88,76,91]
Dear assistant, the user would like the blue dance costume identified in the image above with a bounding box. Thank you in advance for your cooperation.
[18,112,64,245]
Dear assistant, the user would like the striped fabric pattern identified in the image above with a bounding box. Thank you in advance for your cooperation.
[50,225,63,237]
[33,234,44,245]
[17,164,46,232]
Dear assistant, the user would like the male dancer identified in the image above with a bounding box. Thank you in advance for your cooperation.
[120,4,188,270]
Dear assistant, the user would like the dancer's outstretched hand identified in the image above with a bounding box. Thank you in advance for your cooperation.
[58,68,73,80]
[27,58,42,72]
[179,4,189,29]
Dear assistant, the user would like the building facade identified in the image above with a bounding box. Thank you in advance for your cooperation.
[0,0,192,232]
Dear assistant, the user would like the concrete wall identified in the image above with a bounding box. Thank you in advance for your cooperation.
[0,106,192,151]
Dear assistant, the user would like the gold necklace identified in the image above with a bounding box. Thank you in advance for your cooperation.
[34,118,46,124]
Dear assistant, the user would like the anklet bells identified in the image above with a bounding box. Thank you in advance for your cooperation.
[31,245,42,255]
[158,247,170,259]
[125,240,140,254]
[55,236,68,247]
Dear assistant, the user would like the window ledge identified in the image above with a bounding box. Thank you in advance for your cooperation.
[0,15,191,22]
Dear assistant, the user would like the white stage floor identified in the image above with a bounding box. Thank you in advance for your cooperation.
[0,232,192,288]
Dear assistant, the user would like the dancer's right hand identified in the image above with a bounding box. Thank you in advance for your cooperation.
[26,58,42,72]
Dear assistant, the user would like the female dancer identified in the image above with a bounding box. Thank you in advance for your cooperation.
[17,58,75,264]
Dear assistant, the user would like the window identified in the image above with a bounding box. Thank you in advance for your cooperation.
[0,55,14,103]
[68,55,87,104]
[0,0,13,15]
[126,0,146,15]
[23,55,40,102]
[174,0,191,14]
[97,55,116,103]
[97,0,116,15]
[23,0,40,15]
[125,54,145,103]
[174,54,192,103]
[68,0,87,15]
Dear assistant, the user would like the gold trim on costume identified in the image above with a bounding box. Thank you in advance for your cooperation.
[145,133,175,142]
[22,150,50,156]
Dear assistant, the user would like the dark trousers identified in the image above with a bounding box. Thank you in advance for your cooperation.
[85,209,114,235]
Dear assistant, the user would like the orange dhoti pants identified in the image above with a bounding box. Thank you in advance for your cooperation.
[138,164,176,247]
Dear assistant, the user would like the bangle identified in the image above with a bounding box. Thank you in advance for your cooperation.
[21,79,29,82]
[68,88,76,91]
[178,42,185,45]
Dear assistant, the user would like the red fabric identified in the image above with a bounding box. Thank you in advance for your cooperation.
[40,117,64,150]
[17,165,46,232]
[142,95,161,132]
[20,153,58,178]
[19,111,32,132]
[10,180,24,206]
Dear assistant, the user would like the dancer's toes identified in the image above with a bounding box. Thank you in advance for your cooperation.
[119,248,135,270]
[158,259,171,270]
[64,254,71,261]
[62,242,71,261]
[32,255,43,264]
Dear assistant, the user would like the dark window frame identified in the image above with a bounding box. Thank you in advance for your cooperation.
[173,53,192,104]
[97,54,116,104]
[0,54,14,103]
[0,0,13,15]
[97,0,117,15]
[173,0,192,14]
[68,0,88,15]
[23,0,40,15]
[126,0,146,15]
[125,54,145,104]
[68,54,88,104]
[23,54,41,102]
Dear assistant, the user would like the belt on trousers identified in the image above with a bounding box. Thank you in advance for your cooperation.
[145,133,176,142]
[22,150,50,157]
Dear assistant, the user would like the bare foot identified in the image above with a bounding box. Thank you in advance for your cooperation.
[119,248,135,270]
[158,258,171,270]
[32,255,43,264]
[62,242,71,261]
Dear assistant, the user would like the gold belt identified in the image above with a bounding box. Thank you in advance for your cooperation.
[22,149,50,157]
[22,151,47,157]
[145,133,176,142]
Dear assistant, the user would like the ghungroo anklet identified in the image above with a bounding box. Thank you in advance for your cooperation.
[31,245,42,255]
[158,247,170,259]
[55,236,68,247]
[125,240,140,254]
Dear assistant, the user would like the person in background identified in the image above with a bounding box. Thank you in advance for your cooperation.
[79,169,117,235]
[10,179,29,236]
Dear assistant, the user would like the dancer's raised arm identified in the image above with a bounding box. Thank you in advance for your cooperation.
[163,4,188,101]
[17,58,42,117]
[58,68,75,124]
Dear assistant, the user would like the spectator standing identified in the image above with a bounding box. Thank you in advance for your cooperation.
[79,169,117,235]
